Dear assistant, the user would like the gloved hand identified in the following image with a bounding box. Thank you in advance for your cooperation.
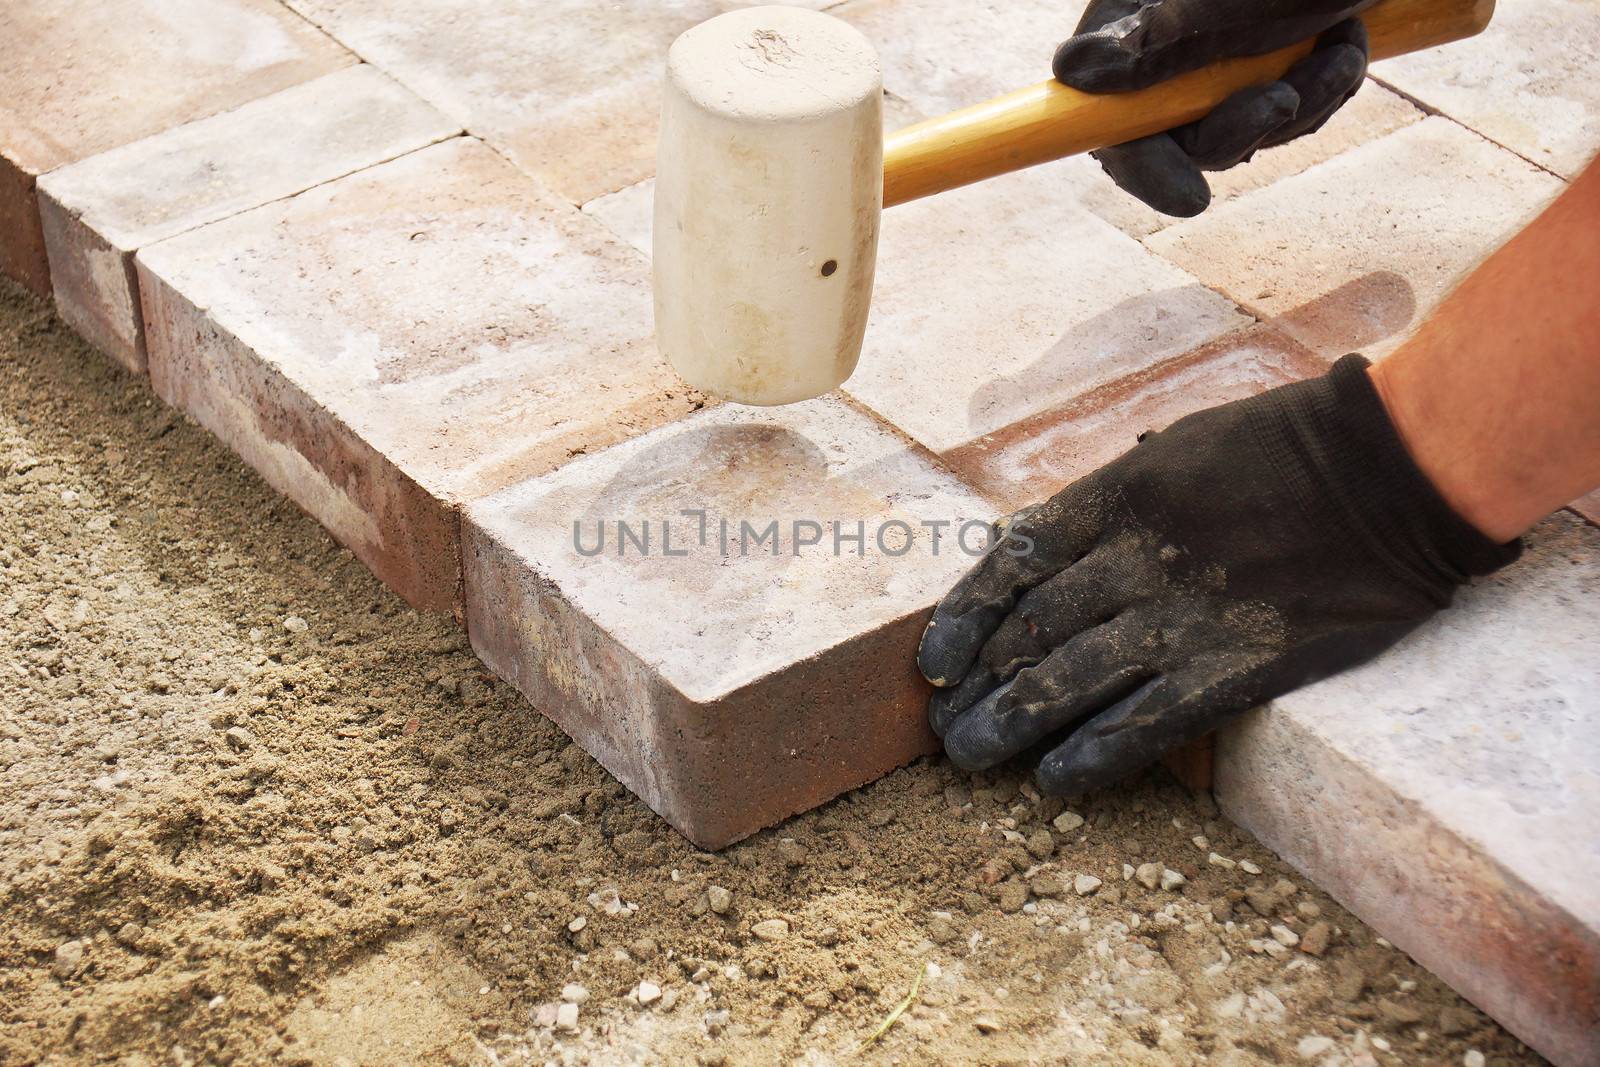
[918,356,1520,795]
[1054,0,1374,216]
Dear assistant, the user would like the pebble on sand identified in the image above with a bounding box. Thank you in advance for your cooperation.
[636,981,663,1005]
[1135,863,1162,890]
[1239,860,1262,875]
[1271,924,1301,948]
[752,918,790,941]
[1073,874,1102,896]
[52,940,84,978]
[282,615,309,633]
[1296,1035,1335,1058]
[708,885,733,914]
[560,983,589,1004]
[1052,811,1084,833]
[1299,921,1333,956]
[556,1001,580,1032]
[1160,869,1187,892]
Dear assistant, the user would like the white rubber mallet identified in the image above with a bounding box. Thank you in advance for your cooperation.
[653,0,1494,406]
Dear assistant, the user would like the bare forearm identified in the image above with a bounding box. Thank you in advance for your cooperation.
[1370,155,1600,543]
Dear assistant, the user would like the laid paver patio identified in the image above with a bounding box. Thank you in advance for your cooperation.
[0,0,351,295]
[2,0,1598,1054]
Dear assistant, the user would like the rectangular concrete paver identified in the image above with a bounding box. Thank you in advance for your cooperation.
[1216,511,1600,1067]
[1375,0,1600,180]
[282,0,734,204]
[942,325,1328,515]
[465,396,996,848]
[1146,117,1565,360]
[0,0,350,295]
[137,137,701,614]
[37,66,457,373]
[844,161,1250,454]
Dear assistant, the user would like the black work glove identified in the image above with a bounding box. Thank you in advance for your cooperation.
[1055,0,1374,216]
[918,356,1520,795]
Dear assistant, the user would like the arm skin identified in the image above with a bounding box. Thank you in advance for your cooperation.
[1371,154,1600,543]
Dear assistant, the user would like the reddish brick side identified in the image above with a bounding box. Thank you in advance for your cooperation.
[140,263,462,614]
[0,162,50,296]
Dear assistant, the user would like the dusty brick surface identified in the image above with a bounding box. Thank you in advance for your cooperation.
[1146,118,1565,359]
[137,137,700,613]
[942,325,1327,515]
[843,162,1249,454]
[464,396,997,848]
[38,66,457,373]
[1575,490,1600,527]
[282,0,732,204]
[0,0,350,293]
[1375,0,1600,180]
[1216,511,1600,1067]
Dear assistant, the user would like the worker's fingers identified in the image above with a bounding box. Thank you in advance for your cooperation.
[941,618,1160,772]
[1263,19,1369,147]
[1070,0,1146,36]
[1054,0,1371,94]
[1171,82,1301,170]
[1035,651,1271,796]
[928,666,1001,738]
[1089,135,1211,218]
[917,495,1100,688]
[977,549,1135,682]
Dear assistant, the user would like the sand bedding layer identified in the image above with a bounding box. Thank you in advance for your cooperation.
[0,281,1542,1066]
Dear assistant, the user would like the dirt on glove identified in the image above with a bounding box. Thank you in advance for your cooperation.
[0,280,1541,1065]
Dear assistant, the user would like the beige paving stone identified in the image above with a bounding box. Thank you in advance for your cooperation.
[0,0,351,294]
[285,0,832,204]
[943,325,1328,515]
[137,137,701,613]
[837,0,1423,237]
[1217,510,1600,1067]
[465,395,996,848]
[1145,117,1564,360]
[1375,0,1600,179]
[843,161,1250,454]
[37,66,458,374]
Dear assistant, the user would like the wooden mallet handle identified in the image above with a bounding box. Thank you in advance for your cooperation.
[882,0,1494,207]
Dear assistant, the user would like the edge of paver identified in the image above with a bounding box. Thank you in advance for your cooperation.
[1217,708,1600,1067]
[137,259,463,616]
[463,518,941,851]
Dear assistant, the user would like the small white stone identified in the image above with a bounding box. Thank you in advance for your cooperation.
[535,1003,559,1027]
[1372,1037,1392,1052]
[752,918,790,941]
[1271,925,1301,947]
[555,1002,580,1033]
[560,984,589,1004]
[1297,1035,1336,1058]
[636,980,662,1005]
[283,615,309,633]
[1122,864,1135,881]
[1053,811,1085,833]
[1463,1051,1485,1067]
[1191,835,1209,850]
[1239,860,1262,875]
[707,885,733,914]
[1208,852,1236,869]
[1074,874,1102,896]
[566,916,587,933]
[1160,869,1187,892]
[1135,863,1161,890]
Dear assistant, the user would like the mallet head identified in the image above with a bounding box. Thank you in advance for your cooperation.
[654,6,882,406]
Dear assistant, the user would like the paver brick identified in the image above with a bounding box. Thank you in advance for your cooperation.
[1146,117,1565,359]
[1216,511,1600,1067]
[37,66,457,374]
[942,325,1327,515]
[283,0,770,204]
[464,396,997,848]
[0,0,350,294]
[1375,0,1600,180]
[843,161,1250,454]
[1575,490,1600,528]
[137,137,700,614]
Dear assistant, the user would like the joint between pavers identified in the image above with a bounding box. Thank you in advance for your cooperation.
[1368,74,1572,184]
